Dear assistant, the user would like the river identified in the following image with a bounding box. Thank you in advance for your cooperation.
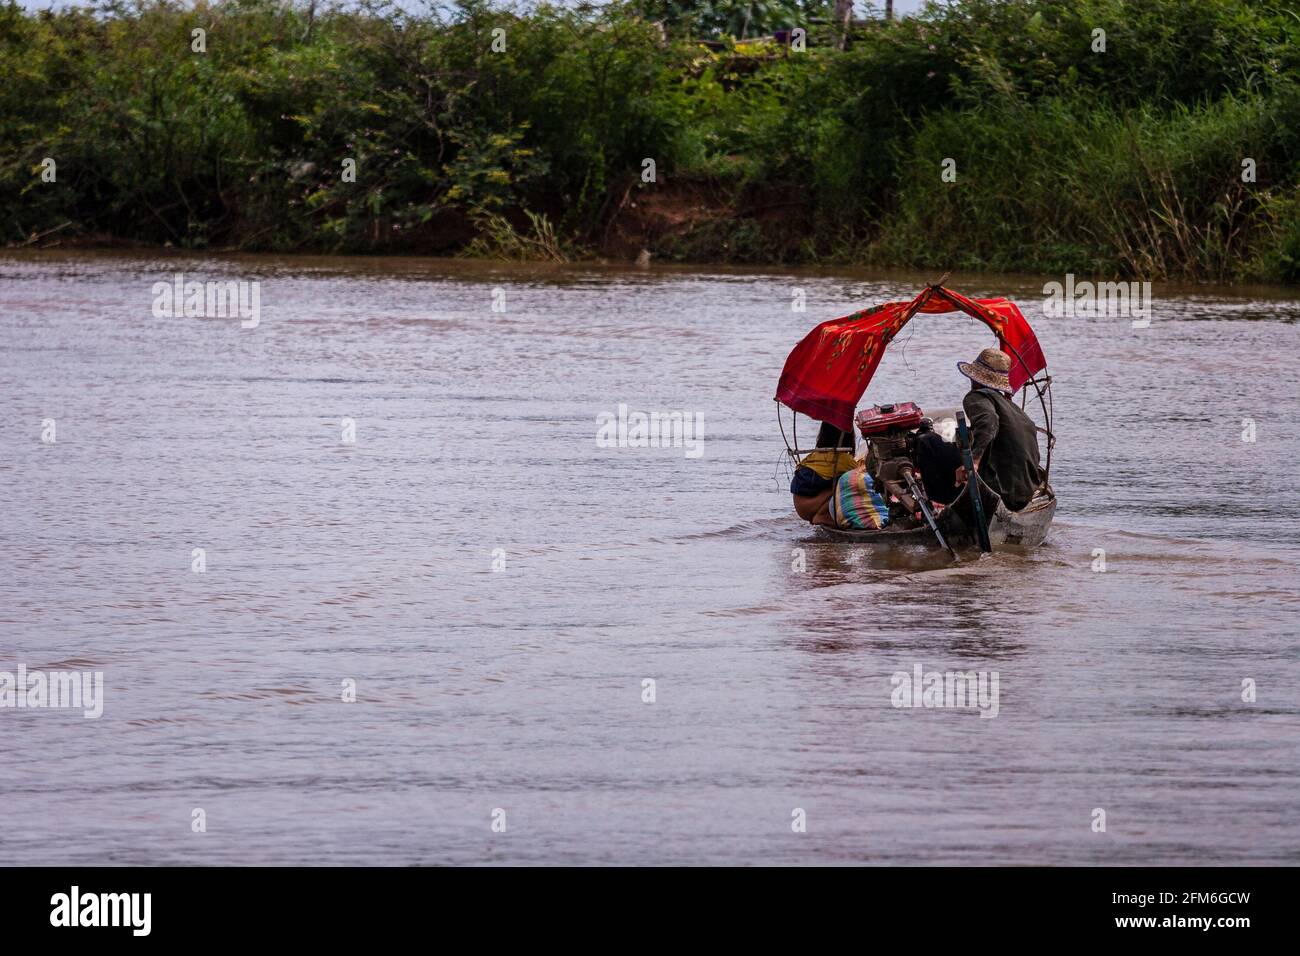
[2,250,1298,864]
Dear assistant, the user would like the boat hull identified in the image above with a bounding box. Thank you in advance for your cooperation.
[814,488,1056,550]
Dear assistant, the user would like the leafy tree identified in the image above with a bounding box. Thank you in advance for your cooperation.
[636,0,834,39]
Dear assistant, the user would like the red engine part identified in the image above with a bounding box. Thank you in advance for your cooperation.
[855,401,924,437]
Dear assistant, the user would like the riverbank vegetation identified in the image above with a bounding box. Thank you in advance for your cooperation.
[3,0,1298,281]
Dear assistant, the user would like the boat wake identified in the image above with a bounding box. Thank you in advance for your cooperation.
[659,514,802,542]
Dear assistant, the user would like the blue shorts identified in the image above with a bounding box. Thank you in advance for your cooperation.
[791,466,834,497]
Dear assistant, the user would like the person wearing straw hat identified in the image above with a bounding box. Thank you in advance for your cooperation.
[953,346,1043,511]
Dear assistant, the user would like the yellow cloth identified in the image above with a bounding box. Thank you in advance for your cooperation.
[798,448,856,480]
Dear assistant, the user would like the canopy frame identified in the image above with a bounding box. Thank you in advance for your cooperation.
[777,279,1055,481]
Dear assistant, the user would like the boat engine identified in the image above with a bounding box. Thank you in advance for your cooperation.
[855,402,924,437]
[856,402,926,525]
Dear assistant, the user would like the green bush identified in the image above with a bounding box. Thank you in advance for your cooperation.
[1,0,1297,281]
[877,89,1299,279]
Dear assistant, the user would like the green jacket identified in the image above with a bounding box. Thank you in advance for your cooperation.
[962,388,1043,511]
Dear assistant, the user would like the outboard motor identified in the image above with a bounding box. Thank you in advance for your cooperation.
[856,402,926,524]
[855,402,924,437]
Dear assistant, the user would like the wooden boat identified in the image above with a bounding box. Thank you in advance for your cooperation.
[815,484,1057,549]
[775,279,1057,552]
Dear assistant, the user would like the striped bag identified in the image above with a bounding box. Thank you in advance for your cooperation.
[829,468,891,530]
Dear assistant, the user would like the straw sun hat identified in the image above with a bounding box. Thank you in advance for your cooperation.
[957,347,1013,393]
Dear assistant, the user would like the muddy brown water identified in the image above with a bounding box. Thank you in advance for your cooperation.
[2,250,1298,864]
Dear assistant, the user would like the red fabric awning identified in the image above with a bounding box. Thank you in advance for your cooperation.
[774,285,1047,432]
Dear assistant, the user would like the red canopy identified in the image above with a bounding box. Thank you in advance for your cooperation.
[774,284,1047,432]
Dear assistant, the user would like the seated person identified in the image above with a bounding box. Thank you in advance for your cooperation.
[911,418,963,505]
[791,422,857,522]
